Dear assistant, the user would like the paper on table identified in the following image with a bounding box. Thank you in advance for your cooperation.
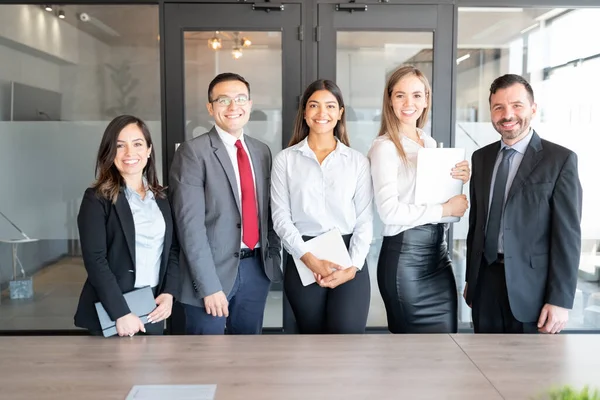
[126,385,216,400]
[292,228,352,286]
[414,148,466,223]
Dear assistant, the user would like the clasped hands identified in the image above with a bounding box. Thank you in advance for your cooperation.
[300,252,357,289]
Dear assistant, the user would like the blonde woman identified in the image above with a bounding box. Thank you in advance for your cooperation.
[368,66,469,333]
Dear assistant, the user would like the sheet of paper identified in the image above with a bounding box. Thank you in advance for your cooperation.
[292,228,352,286]
[414,148,466,223]
[126,385,216,400]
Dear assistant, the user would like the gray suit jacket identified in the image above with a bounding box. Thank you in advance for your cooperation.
[169,127,282,307]
[466,131,582,322]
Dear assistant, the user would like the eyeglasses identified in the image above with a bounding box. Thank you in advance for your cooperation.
[210,95,249,107]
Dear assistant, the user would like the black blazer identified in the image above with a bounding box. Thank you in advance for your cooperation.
[74,187,180,332]
[465,131,582,322]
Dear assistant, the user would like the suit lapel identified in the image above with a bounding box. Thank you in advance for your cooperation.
[210,128,241,212]
[156,197,170,280]
[481,142,501,219]
[506,131,544,203]
[114,193,136,265]
[244,137,265,223]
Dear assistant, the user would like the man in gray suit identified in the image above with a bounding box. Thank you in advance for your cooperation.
[464,74,582,334]
[170,73,282,334]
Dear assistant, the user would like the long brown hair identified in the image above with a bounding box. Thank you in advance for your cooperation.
[378,65,431,162]
[93,115,164,203]
[288,79,350,147]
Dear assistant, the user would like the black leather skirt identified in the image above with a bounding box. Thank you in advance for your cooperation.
[377,224,457,333]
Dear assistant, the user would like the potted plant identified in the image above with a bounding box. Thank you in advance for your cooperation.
[538,385,600,400]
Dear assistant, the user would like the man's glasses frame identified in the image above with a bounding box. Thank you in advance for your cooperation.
[210,95,249,107]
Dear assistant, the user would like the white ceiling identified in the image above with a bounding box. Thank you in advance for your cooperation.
[53,5,559,50]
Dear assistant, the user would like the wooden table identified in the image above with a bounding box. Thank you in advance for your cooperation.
[1,335,599,399]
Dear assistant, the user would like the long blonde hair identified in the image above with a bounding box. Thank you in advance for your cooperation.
[378,65,431,162]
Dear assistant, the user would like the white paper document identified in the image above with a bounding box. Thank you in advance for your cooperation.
[126,385,216,400]
[292,228,352,286]
[415,148,466,223]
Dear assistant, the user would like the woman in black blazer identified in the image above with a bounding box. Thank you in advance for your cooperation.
[74,115,179,336]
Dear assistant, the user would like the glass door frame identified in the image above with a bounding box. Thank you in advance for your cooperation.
[316,3,455,147]
[163,2,303,171]
[162,2,303,333]
[315,3,457,329]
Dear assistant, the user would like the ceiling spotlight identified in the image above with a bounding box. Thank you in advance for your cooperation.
[58,10,65,19]
[44,5,53,12]
[241,37,252,47]
[208,36,222,50]
[232,46,243,59]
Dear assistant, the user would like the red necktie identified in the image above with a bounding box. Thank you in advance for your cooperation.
[235,140,259,249]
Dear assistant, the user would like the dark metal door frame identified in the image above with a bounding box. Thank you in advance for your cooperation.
[316,3,455,147]
[162,2,303,333]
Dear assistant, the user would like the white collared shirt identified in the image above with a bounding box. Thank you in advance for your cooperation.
[124,186,165,289]
[368,130,444,237]
[214,124,260,249]
[270,138,373,269]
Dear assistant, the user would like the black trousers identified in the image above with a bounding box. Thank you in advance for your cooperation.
[284,234,371,334]
[378,224,457,333]
[472,259,538,334]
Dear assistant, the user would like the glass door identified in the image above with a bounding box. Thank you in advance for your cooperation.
[163,3,303,332]
[317,3,455,328]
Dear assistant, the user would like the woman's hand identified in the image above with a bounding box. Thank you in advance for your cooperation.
[148,293,174,324]
[451,160,471,184]
[443,194,468,217]
[116,313,145,337]
[316,267,358,289]
[300,253,342,277]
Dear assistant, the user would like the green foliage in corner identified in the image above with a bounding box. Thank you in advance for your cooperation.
[538,386,600,400]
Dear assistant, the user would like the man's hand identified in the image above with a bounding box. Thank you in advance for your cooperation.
[537,303,568,334]
[462,282,472,308]
[148,293,174,324]
[203,291,229,317]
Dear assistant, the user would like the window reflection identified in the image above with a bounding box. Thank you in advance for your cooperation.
[0,4,161,330]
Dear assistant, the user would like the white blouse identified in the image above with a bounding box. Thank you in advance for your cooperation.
[270,138,373,269]
[368,130,444,237]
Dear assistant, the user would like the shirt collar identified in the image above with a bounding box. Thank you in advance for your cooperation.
[295,137,350,157]
[500,128,533,155]
[214,124,244,147]
[124,177,154,200]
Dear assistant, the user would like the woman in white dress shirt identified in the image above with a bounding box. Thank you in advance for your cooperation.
[368,66,470,333]
[271,80,373,334]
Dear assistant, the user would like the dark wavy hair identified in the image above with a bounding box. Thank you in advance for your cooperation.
[288,79,349,147]
[93,115,164,203]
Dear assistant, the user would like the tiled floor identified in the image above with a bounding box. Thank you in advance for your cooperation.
[1,255,597,331]
[0,256,389,331]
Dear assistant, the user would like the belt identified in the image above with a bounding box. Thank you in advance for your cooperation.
[239,248,258,259]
